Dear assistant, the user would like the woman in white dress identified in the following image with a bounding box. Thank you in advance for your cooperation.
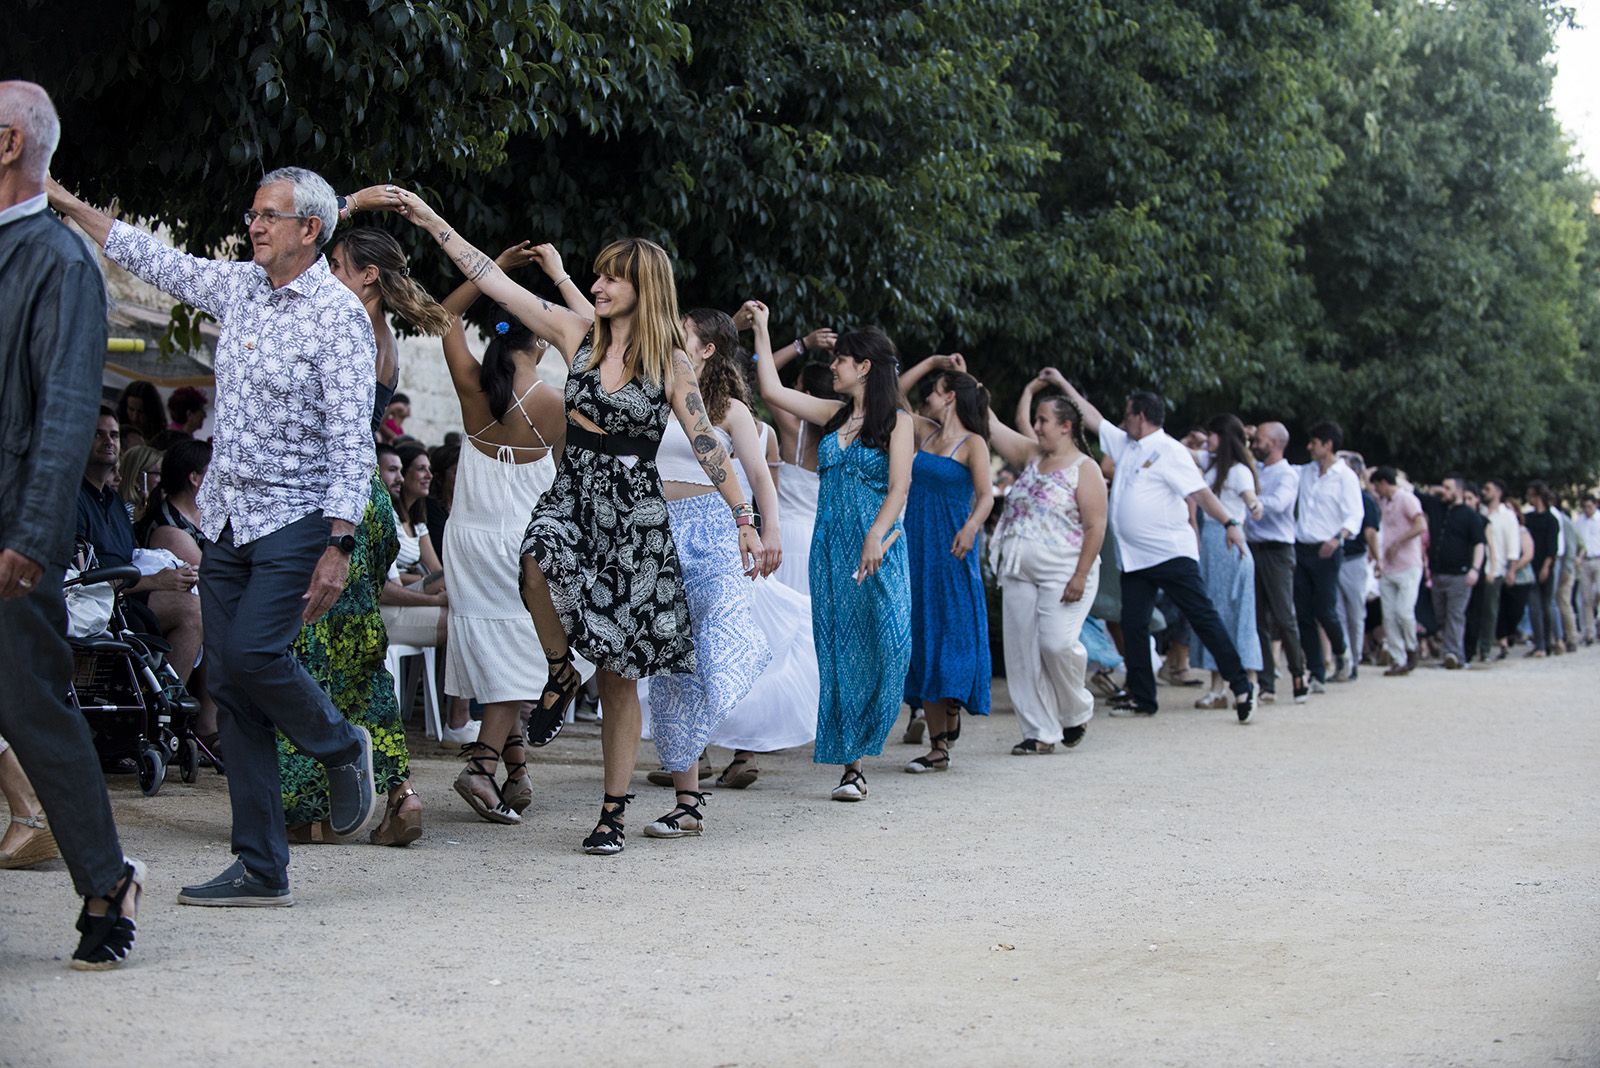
[433,241,592,824]
[706,419,821,784]
[733,309,837,595]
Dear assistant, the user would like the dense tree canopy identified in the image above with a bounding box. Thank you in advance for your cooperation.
[8,0,1597,485]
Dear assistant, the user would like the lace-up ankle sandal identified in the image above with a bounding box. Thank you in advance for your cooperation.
[527,650,581,747]
[71,858,145,971]
[500,734,533,815]
[904,732,951,773]
[830,768,868,801]
[643,790,707,838]
[453,743,519,825]
[582,793,634,856]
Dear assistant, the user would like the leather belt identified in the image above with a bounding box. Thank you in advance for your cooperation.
[565,421,659,461]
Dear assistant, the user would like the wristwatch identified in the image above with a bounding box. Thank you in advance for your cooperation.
[1224,518,1241,528]
[327,534,356,554]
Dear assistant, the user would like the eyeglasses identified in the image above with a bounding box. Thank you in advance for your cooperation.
[243,209,310,227]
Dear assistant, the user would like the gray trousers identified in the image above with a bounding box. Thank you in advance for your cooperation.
[201,512,361,886]
[1431,573,1472,661]
[0,565,126,898]
[1337,555,1369,667]
[1250,542,1304,691]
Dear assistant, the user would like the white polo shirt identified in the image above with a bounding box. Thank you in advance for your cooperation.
[1100,422,1206,572]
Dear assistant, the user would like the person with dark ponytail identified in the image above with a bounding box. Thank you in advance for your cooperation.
[428,241,587,825]
[893,353,994,773]
[987,373,1108,753]
[280,226,452,847]
[750,300,913,802]
[1186,414,1264,707]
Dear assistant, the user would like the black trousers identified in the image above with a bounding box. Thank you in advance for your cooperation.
[1294,544,1347,681]
[0,565,127,898]
[1122,556,1248,710]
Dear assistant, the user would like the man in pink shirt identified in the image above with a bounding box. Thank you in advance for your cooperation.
[1371,466,1427,674]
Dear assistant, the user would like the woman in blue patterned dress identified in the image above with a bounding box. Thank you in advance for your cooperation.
[893,354,994,773]
[385,189,763,855]
[749,300,913,802]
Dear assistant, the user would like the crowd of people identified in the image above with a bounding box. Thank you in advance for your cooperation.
[4,80,1598,971]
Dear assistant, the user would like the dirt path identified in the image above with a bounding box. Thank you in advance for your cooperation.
[3,651,1597,1067]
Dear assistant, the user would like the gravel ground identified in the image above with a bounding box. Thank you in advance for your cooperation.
[3,650,1597,1067]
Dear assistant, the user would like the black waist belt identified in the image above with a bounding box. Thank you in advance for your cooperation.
[566,422,658,461]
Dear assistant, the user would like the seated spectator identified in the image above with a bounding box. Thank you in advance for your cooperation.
[76,408,202,685]
[114,379,164,443]
[165,385,207,437]
[135,439,220,745]
[379,392,411,444]
[116,443,162,522]
[426,442,459,562]
[119,423,147,451]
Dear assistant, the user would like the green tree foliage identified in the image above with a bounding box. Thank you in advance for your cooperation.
[1278,0,1599,485]
[8,0,1598,482]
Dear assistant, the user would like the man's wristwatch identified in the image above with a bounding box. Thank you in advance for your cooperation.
[327,534,356,555]
[1224,518,1241,529]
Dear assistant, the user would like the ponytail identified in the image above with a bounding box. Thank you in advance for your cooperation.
[329,228,451,336]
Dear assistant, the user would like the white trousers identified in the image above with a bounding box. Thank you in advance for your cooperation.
[1000,548,1100,743]
[1378,565,1422,664]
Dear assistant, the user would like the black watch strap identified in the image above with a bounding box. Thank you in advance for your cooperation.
[327,534,356,554]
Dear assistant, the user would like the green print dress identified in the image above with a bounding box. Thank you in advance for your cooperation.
[279,475,408,824]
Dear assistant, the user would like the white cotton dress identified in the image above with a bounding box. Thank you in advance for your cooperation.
[709,424,820,751]
[442,383,559,703]
[772,421,821,595]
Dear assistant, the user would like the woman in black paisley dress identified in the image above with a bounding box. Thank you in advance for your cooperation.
[381,188,764,855]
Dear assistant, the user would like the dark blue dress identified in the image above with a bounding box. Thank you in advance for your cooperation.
[903,444,991,714]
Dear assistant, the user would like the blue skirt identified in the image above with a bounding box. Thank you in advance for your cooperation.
[1192,516,1262,672]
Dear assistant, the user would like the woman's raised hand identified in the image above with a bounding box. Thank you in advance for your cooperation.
[741,299,770,332]
[366,185,442,229]
[530,242,566,280]
[495,241,541,272]
[803,327,838,352]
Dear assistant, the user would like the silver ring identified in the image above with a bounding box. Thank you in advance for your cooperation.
[18,578,32,588]
[386,184,397,193]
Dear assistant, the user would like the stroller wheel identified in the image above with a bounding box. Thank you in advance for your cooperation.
[178,739,200,784]
[138,745,166,797]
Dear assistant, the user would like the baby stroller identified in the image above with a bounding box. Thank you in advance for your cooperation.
[63,560,221,795]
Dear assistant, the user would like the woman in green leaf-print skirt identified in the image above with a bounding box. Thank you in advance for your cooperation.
[279,475,416,843]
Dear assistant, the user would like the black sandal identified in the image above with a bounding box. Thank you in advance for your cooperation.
[582,793,634,855]
[453,743,519,825]
[904,732,952,774]
[71,858,145,971]
[1010,737,1056,755]
[527,649,581,747]
[830,768,868,801]
[501,734,533,815]
[715,757,759,789]
[643,790,707,839]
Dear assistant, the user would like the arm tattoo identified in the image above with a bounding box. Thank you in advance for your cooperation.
[695,440,730,485]
[453,247,493,281]
[538,296,553,313]
[686,390,706,418]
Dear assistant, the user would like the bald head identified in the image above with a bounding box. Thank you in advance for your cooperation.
[0,81,61,183]
[1251,420,1289,463]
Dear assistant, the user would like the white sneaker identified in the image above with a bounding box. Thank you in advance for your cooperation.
[1307,678,1326,695]
[440,720,481,745]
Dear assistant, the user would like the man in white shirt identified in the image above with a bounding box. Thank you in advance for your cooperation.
[1477,479,1521,661]
[1293,421,1364,690]
[1053,376,1257,722]
[1575,497,1600,644]
[1245,422,1307,702]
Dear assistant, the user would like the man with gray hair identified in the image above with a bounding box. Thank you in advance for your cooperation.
[50,164,381,908]
[0,80,145,968]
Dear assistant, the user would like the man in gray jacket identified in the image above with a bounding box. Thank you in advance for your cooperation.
[0,80,144,969]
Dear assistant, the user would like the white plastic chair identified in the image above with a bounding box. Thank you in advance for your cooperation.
[385,643,442,741]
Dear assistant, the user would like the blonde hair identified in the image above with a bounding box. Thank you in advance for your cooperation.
[329,228,452,336]
[592,238,684,388]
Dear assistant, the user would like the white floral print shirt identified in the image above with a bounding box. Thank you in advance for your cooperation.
[105,222,376,545]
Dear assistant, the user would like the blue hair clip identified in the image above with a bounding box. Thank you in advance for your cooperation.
[495,321,510,335]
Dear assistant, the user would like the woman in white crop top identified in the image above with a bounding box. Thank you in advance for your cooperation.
[634,308,783,841]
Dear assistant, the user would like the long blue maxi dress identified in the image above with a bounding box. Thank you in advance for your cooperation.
[810,431,912,764]
[903,442,991,714]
